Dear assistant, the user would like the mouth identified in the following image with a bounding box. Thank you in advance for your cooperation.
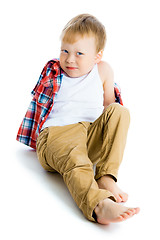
[66,66,78,70]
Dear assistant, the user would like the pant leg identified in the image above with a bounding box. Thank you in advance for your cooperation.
[36,128,56,172]
[87,103,130,181]
[36,123,116,222]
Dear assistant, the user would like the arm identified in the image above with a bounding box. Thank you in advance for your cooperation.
[98,61,115,110]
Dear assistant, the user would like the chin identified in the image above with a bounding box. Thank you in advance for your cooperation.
[65,71,81,78]
[69,74,81,78]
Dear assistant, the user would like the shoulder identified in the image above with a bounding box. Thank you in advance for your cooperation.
[97,61,114,85]
[45,58,60,70]
[42,58,61,80]
[32,58,61,95]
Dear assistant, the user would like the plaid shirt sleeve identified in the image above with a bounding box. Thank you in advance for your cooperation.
[114,82,123,105]
[16,59,62,149]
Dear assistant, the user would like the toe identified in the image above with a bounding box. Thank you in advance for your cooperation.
[116,215,124,222]
[119,193,128,202]
[121,212,131,220]
[116,197,122,203]
[127,209,135,216]
[134,207,140,214]
[115,194,123,203]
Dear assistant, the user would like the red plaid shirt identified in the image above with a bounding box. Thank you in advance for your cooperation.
[16,59,123,149]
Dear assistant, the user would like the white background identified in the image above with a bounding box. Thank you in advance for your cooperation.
[1,0,160,239]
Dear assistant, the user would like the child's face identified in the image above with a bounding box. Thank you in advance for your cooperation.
[60,35,100,78]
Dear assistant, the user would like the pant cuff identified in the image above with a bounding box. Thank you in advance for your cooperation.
[95,170,118,182]
[86,189,116,222]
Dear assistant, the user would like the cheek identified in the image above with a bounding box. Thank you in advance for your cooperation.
[79,57,89,66]
[83,58,95,68]
[59,55,65,66]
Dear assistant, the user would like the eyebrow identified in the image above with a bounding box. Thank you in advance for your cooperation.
[61,47,85,53]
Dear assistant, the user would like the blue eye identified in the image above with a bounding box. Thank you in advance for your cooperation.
[77,52,83,56]
[62,50,68,53]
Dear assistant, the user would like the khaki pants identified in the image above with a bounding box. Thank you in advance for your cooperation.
[36,103,130,222]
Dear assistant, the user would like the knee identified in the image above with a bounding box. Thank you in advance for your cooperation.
[66,150,93,170]
[104,103,130,125]
[113,103,130,119]
[63,152,93,182]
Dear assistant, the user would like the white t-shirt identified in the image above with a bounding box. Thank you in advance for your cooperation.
[42,64,104,128]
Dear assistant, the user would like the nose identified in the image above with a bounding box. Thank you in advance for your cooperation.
[66,53,75,63]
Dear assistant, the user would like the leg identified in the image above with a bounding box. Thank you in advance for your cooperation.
[87,103,130,202]
[37,123,116,222]
[87,103,140,224]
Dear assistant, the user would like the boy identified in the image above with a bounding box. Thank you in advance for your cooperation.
[17,14,140,224]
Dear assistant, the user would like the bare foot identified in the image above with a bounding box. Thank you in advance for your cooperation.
[97,175,128,203]
[94,198,140,225]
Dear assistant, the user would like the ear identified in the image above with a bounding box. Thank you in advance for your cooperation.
[95,50,103,63]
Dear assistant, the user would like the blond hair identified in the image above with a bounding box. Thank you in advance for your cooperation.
[60,14,106,53]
